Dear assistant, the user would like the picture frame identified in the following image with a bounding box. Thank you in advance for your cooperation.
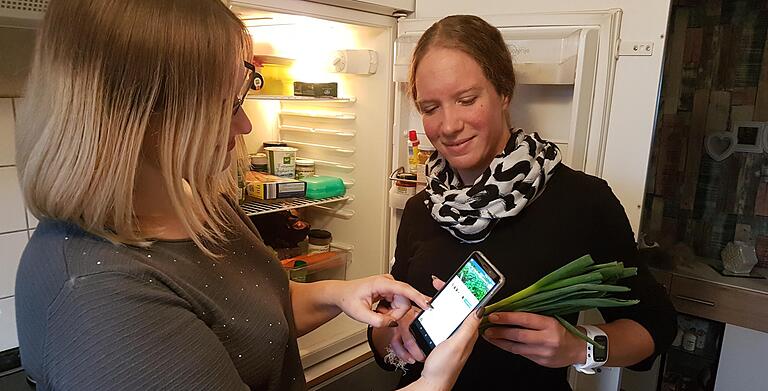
[705,131,737,162]
[731,121,764,153]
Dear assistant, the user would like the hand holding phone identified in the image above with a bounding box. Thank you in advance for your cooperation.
[410,251,505,355]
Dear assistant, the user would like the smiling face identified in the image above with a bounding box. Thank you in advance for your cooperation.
[415,46,510,183]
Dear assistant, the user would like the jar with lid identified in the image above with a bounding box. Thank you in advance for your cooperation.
[249,152,268,173]
[290,260,308,282]
[295,159,316,180]
[395,172,417,196]
[308,229,332,254]
[416,145,435,184]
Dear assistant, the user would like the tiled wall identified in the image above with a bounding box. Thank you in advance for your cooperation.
[0,25,36,354]
[0,98,34,352]
[642,0,768,265]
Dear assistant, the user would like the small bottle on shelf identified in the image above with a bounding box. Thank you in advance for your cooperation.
[682,328,697,352]
[237,166,247,204]
[407,130,420,174]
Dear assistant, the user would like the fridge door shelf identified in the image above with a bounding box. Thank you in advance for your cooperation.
[241,195,350,216]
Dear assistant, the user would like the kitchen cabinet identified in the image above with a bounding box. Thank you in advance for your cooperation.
[647,260,768,390]
[714,324,768,391]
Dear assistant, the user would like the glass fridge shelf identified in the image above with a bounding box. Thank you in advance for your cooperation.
[241,195,350,216]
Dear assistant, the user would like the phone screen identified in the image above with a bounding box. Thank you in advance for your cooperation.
[410,252,503,352]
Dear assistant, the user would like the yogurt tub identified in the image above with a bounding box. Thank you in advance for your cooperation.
[265,146,298,178]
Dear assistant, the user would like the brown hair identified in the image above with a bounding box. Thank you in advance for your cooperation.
[408,15,516,104]
[16,0,251,255]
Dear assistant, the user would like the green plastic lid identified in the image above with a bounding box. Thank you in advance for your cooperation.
[293,260,307,268]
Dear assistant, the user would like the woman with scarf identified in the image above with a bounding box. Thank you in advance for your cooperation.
[369,15,676,390]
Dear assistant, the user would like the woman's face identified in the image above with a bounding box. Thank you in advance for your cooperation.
[414,47,510,180]
[222,107,251,168]
[224,67,253,168]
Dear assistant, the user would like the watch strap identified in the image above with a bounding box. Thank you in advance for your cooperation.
[572,325,608,375]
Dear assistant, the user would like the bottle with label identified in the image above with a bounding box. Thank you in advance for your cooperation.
[682,328,697,352]
[290,260,308,282]
[416,145,435,184]
[237,166,247,204]
[695,328,707,350]
[407,130,420,174]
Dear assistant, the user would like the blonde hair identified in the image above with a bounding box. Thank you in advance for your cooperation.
[15,0,252,254]
[409,15,516,120]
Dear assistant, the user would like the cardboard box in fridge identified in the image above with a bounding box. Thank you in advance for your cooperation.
[245,171,307,200]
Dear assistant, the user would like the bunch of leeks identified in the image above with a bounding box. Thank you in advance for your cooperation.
[482,254,639,349]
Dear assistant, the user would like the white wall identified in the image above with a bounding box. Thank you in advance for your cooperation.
[0,98,34,352]
[414,0,673,235]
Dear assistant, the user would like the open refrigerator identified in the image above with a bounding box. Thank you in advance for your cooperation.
[229,0,631,380]
[0,0,670,388]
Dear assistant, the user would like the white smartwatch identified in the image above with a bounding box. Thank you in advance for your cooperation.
[572,325,608,375]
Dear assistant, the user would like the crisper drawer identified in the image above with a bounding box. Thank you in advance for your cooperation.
[670,276,768,333]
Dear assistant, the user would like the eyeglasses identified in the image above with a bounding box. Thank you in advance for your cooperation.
[233,61,260,115]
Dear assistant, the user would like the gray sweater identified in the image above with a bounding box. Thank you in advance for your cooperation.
[15,201,305,390]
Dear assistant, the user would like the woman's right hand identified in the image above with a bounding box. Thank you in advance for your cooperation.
[373,277,448,364]
[375,305,426,364]
[403,310,482,391]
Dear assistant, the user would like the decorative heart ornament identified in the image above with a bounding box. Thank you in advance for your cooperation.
[705,131,737,162]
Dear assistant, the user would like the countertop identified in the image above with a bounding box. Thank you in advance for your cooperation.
[651,257,768,297]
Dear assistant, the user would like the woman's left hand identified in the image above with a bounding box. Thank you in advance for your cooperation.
[335,274,431,328]
[482,312,586,368]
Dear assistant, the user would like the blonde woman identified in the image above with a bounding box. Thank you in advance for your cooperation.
[14,1,480,390]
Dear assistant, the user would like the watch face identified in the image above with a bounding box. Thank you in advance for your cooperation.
[593,335,608,362]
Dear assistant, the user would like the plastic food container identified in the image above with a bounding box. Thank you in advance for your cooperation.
[281,251,349,282]
[265,146,298,178]
[302,176,346,199]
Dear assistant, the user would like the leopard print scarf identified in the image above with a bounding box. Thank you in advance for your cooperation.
[424,129,561,243]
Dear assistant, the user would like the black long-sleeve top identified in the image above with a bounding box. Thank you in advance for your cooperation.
[387,164,676,390]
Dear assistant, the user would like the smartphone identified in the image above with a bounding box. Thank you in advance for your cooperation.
[409,251,505,355]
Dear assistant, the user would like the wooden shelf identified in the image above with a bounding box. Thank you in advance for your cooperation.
[241,195,349,216]
[247,95,356,102]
